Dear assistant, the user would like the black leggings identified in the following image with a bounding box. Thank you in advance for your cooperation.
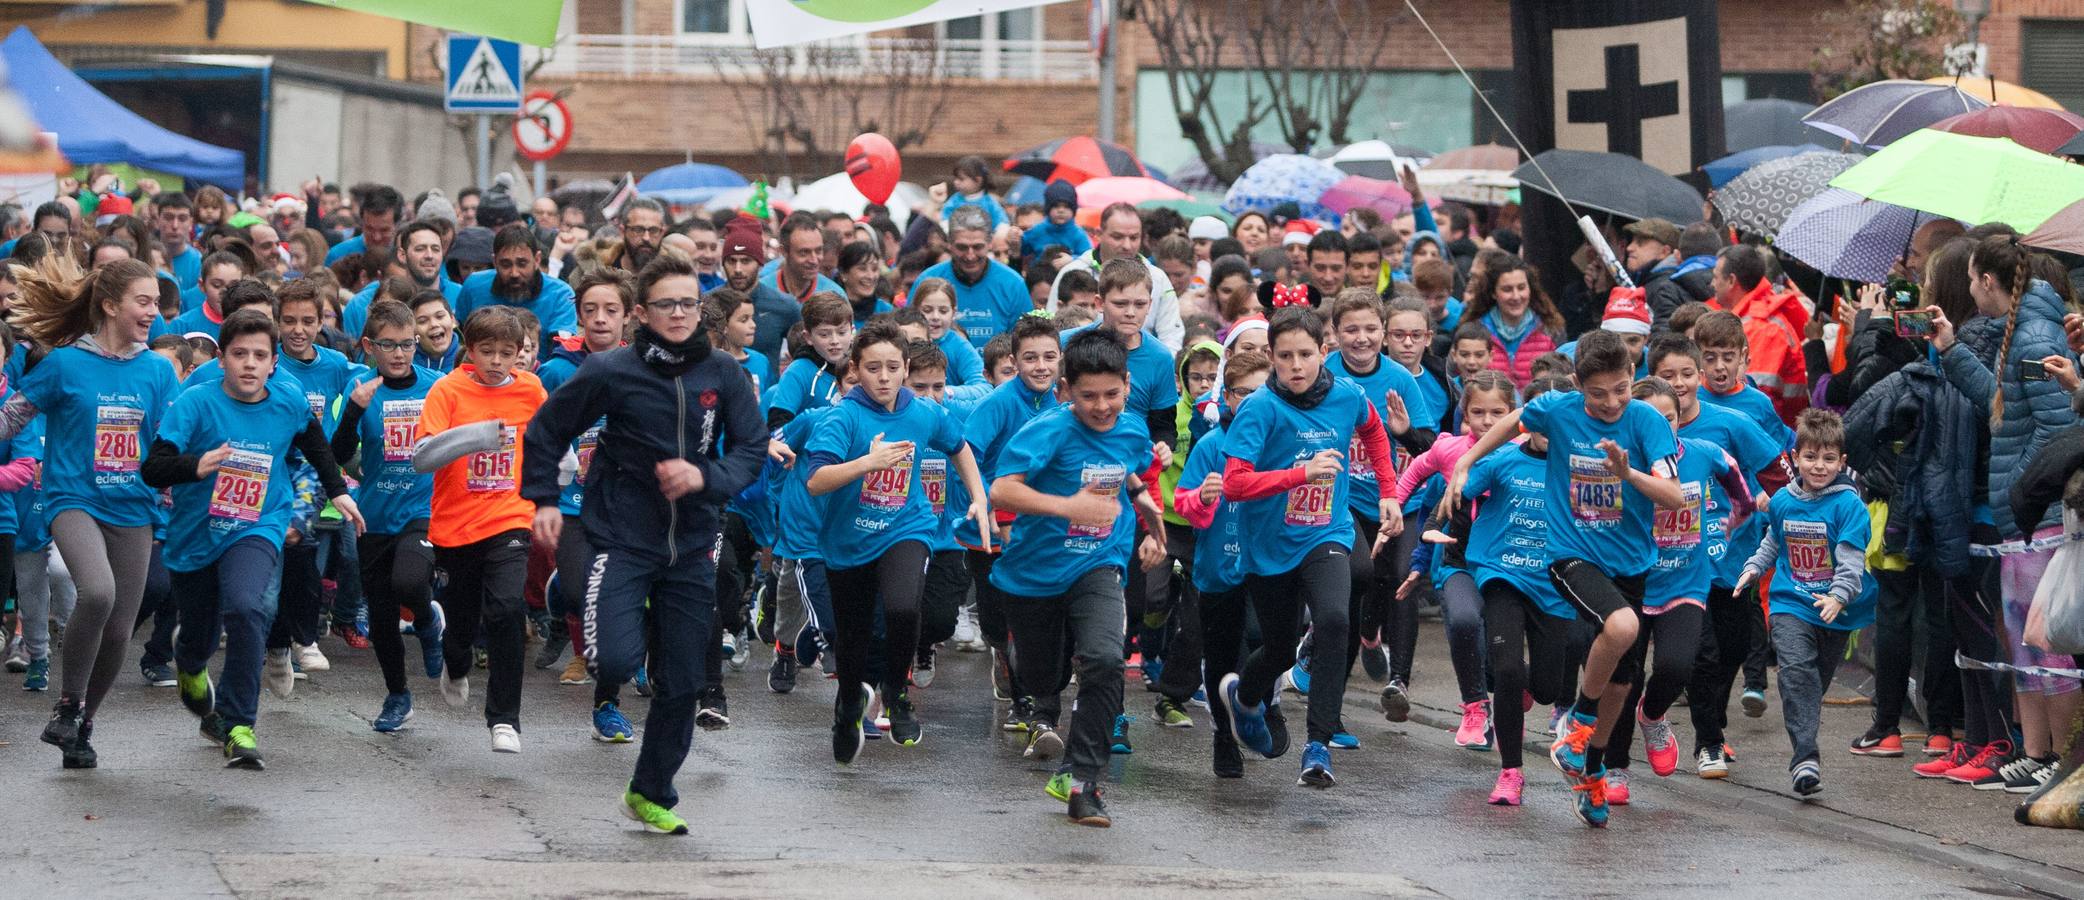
[1602,603,1704,771]
[269,541,322,650]
[1242,542,1351,745]
[1957,559,2014,747]
[827,540,929,701]
[1378,521,1420,683]
[360,522,436,695]
[1483,580,1573,770]
[1199,586,1248,749]
[967,547,1021,695]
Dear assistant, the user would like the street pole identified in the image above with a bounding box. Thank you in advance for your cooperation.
[533,161,546,197]
[475,115,491,192]
[1096,0,1116,143]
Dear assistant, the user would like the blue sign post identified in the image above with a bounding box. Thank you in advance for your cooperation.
[445,35,523,113]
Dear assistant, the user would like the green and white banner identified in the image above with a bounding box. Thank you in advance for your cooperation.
[304,0,564,48]
[750,0,1067,49]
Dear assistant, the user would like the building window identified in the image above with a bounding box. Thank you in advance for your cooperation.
[2022,19,2084,112]
[680,0,742,36]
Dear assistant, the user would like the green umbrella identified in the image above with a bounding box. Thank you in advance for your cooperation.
[1138,198,1230,224]
[1828,130,2084,232]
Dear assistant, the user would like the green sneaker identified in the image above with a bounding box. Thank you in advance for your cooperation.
[223,725,264,769]
[621,785,689,835]
[1155,697,1193,728]
[1044,770,1075,802]
[176,668,214,719]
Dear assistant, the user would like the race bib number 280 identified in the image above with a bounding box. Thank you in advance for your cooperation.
[94,405,143,473]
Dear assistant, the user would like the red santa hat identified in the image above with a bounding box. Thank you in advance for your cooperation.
[1601,287,1651,336]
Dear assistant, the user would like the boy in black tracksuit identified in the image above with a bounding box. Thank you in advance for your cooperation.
[521,257,766,834]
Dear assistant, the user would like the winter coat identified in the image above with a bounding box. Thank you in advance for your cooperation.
[1939,279,2080,540]
[1844,360,1981,577]
[1478,314,1558,390]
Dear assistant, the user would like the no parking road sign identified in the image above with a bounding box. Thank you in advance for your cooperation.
[446,34,522,113]
[513,91,572,162]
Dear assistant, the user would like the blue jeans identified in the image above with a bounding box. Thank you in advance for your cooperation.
[173,537,284,729]
[1768,612,1850,769]
[584,539,717,809]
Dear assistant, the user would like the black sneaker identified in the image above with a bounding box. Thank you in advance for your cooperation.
[1264,701,1291,760]
[140,662,177,687]
[1359,641,1389,683]
[886,692,922,746]
[768,652,798,694]
[532,624,567,669]
[1213,737,1244,778]
[199,710,229,745]
[1067,784,1111,827]
[833,686,868,765]
[1848,725,1903,757]
[696,686,731,731]
[1380,679,1411,722]
[1003,696,1035,732]
[40,697,83,750]
[62,719,96,769]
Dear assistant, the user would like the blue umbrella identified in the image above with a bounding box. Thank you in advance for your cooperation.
[1702,143,1838,188]
[1004,175,1048,207]
[636,162,749,206]
[1223,154,1344,222]
[1775,188,1934,283]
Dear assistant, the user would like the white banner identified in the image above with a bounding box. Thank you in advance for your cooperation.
[749,0,1068,50]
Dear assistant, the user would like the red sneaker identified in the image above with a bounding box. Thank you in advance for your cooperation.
[1913,742,1974,778]
[1943,740,2012,784]
[333,622,371,650]
[1923,733,1954,757]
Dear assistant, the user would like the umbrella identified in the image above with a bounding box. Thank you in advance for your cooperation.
[1923,76,2067,111]
[550,178,618,208]
[1776,188,1934,283]
[790,172,930,228]
[1415,169,1516,207]
[1222,154,1345,221]
[635,161,748,206]
[1317,174,1414,220]
[1004,175,1048,207]
[1702,143,1839,188]
[1829,130,2084,232]
[1137,198,1230,224]
[2065,132,2084,157]
[1077,176,1187,209]
[1803,79,1990,148]
[2024,198,2084,256]
[1510,149,1705,223]
[1426,143,1519,171]
[1930,106,2084,155]
[1004,136,1148,186]
[1167,141,1286,192]
[1712,151,1864,237]
[1723,98,1825,153]
[1323,140,1433,180]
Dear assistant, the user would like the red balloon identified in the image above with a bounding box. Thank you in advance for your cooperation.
[845,133,901,206]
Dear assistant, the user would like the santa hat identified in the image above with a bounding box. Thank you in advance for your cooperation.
[93,194,133,226]
[270,193,304,217]
[1280,220,1319,247]
[1601,287,1651,336]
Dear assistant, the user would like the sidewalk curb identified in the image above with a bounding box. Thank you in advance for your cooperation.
[1340,689,2084,900]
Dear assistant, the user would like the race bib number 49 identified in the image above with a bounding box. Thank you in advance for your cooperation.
[1285,472,1337,527]
[94,405,143,473]
[380,399,423,463]
[209,449,272,524]
[1785,520,1833,585]
[1568,453,1622,526]
[466,426,518,493]
[1655,482,1703,550]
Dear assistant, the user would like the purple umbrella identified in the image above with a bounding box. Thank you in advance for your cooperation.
[1318,175,1414,220]
[1775,188,1935,283]
[1802,79,1989,149]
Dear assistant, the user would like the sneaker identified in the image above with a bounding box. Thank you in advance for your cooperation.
[1488,767,1525,806]
[559,656,592,685]
[474,646,489,670]
[176,668,214,718]
[1380,679,1411,723]
[63,719,97,769]
[1024,723,1065,760]
[418,601,447,679]
[1848,726,1904,757]
[768,652,799,694]
[1946,741,2012,785]
[1358,637,1389,683]
[1637,703,1678,776]
[621,785,689,835]
[1003,697,1035,733]
[1792,760,1822,797]
[264,649,296,698]
[2006,758,2059,795]
[199,711,228,745]
[1456,699,1494,750]
[532,618,567,669]
[1696,745,1730,779]
[719,630,737,667]
[633,665,654,698]
[990,645,1013,702]
[1545,705,1566,736]
[1740,688,1766,718]
[833,686,869,765]
[1913,742,1973,778]
[1141,657,1164,692]
[593,701,634,742]
[223,724,264,769]
[1298,741,1335,788]
[1110,714,1133,754]
[912,647,936,688]
[333,621,372,650]
[1573,769,1611,827]
[1044,769,1075,802]
[884,692,919,746]
[373,691,413,732]
[794,623,823,671]
[141,662,177,687]
[440,672,470,708]
[295,642,331,672]
[41,697,83,750]
[865,691,885,739]
[1067,784,1111,828]
[953,604,982,651]
[1265,700,1292,760]
[1923,733,1955,757]
[1213,738,1244,778]
[1282,660,1311,696]
[490,723,521,753]
[23,657,49,691]
[1960,744,2019,789]
[696,687,731,731]
[1219,673,1273,758]
[1154,697,1192,728]
[1607,768,1631,805]
[3,636,24,672]
[1550,708,1597,779]
[1189,687,1210,710]
[1329,731,1359,750]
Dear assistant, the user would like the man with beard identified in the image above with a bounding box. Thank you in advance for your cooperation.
[759,213,842,302]
[619,198,670,272]
[455,222,578,342]
[326,184,404,266]
[918,206,1030,348]
[722,215,798,385]
[345,221,462,343]
[1044,203,1184,351]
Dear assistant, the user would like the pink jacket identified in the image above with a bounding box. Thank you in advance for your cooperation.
[1393,432,1478,504]
[1482,321,1558,390]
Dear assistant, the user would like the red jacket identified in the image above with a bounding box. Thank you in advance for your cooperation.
[1478,316,1558,390]
[1725,280,1810,426]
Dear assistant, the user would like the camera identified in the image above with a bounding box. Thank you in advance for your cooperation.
[2023,358,2048,382]
[1896,310,1934,339]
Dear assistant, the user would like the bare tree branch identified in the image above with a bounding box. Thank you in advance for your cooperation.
[713,37,951,181]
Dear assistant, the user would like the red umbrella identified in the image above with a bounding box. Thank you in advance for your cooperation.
[1930,106,2084,155]
[1317,175,1414,220]
[1425,142,1520,171]
[1004,136,1149,186]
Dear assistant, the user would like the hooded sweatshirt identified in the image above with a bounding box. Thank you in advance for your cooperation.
[1742,471,1876,630]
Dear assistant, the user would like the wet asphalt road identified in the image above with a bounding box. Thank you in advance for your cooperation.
[0,631,2060,899]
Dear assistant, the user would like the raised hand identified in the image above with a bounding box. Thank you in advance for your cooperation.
[1303,448,1344,481]
[865,432,914,471]
[197,443,232,480]
[1598,438,1629,479]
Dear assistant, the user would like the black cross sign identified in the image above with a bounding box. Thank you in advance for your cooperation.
[1565,43,1680,157]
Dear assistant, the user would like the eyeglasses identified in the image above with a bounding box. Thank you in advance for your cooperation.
[366,339,414,353]
[1224,385,1257,399]
[623,225,665,238]
[646,298,701,313]
[1387,330,1430,342]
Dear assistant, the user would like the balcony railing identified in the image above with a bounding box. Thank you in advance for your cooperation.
[530,34,1097,83]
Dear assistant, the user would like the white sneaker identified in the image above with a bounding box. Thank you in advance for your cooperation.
[490,723,520,753]
[730,628,752,671]
[441,672,470,707]
[953,605,984,652]
[263,649,296,698]
[294,643,331,672]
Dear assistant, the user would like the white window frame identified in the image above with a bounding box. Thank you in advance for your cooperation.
[674,0,747,42]
[936,6,1046,79]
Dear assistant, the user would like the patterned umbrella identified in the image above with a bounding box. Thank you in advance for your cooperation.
[1223,154,1345,221]
[1701,143,1838,188]
[1003,136,1148,186]
[1318,174,1414,220]
[1930,106,2084,155]
[1712,151,1864,237]
[1776,188,1933,283]
[1803,79,1989,149]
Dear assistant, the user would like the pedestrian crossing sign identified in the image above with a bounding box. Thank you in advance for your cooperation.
[445,35,523,113]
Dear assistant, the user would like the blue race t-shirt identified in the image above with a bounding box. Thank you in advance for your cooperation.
[935,329,986,387]
[1328,350,1435,517]
[324,233,365,266]
[1762,485,1878,630]
[765,357,845,418]
[773,407,839,561]
[0,385,24,536]
[734,348,772,399]
[12,416,47,551]
[1461,442,1569,619]
[350,367,440,534]
[1060,323,1180,416]
[1646,437,1736,609]
[921,259,1033,349]
[20,346,178,529]
[156,375,316,571]
[963,377,1061,480]
[1223,378,1374,576]
[806,388,967,569]
[452,270,577,341]
[1681,402,1782,588]
[161,304,224,343]
[344,278,462,344]
[169,244,203,290]
[1518,390,1678,578]
[990,404,1152,598]
[1700,383,1794,450]
[1183,423,1246,595]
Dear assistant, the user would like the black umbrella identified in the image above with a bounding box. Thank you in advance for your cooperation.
[1723,98,1834,153]
[1003,136,1148,185]
[2061,131,2084,158]
[1511,149,1705,223]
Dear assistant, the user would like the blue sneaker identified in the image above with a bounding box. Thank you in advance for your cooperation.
[373,691,412,732]
[633,665,654,698]
[1298,741,1335,787]
[23,657,48,691]
[794,623,821,670]
[862,717,883,740]
[1140,657,1163,691]
[1574,766,1611,827]
[1219,673,1273,758]
[1284,659,1312,695]
[1110,714,1133,754]
[418,601,446,679]
[1329,731,1359,750]
[1189,687,1209,710]
[593,700,634,743]
[1551,707,1598,778]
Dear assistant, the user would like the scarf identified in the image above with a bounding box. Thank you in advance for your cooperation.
[1271,366,1333,411]
[1483,309,1537,356]
[632,323,711,377]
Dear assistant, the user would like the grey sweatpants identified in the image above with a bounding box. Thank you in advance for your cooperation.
[50,511,155,715]
[15,545,77,661]
[1768,611,1851,769]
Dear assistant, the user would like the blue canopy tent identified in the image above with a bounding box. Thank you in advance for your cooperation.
[3,27,244,188]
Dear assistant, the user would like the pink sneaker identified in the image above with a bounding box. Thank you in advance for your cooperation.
[1455,699,1494,750]
[1488,767,1524,805]
[1607,768,1631,805]
[1638,700,1679,777]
